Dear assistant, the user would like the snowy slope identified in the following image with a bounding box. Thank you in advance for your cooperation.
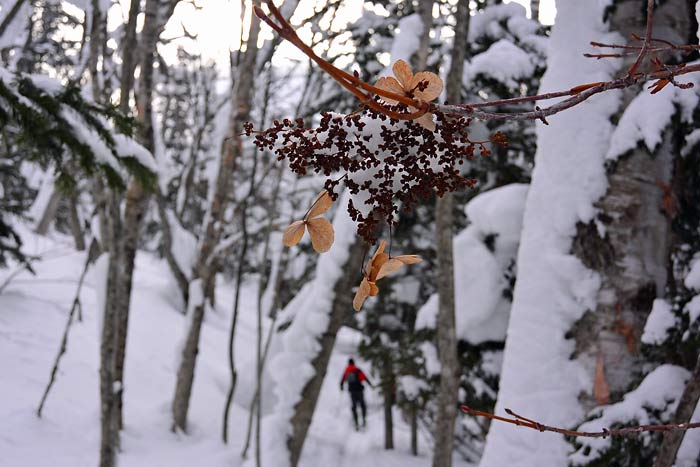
[0,226,447,467]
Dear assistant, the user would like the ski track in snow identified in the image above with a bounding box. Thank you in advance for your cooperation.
[0,229,459,466]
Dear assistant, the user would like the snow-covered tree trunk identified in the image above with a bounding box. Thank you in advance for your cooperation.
[171,0,261,433]
[479,1,692,466]
[432,0,468,465]
[250,190,363,467]
[286,238,364,466]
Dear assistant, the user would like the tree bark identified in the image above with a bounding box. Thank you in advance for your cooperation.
[113,0,168,431]
[171,0,262,433]
[118,0,141,114]
[287,240,365,467]
[432,1,468,466]
[382,356,395,450]
[411,406,418,455]
[570,0,690,410]
[99,192,122,467]
[67,192,85,251]
[35,188,61,235]
[530,0,540,23]
[0,0,27,38]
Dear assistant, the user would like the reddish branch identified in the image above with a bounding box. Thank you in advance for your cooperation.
[255,0,699,124]
[461,406,700,438]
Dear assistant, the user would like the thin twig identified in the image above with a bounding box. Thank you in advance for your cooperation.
[461,405,700,438]
[254,0,699,124]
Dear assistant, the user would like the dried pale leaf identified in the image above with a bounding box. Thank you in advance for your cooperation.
[394,254,422,265]
[369,281,379,296]
[415,112,436,131]
[393,59,413,89]
[365,240,387,275]
[593,355,610,405]
[306,190,333,219]
[306,217,334,253]
[376,258,405,280]
[369,252,390,280]
[282,220,305,247]
[375,77,403,105]
[353,277,371,311]
[410,72,443,102]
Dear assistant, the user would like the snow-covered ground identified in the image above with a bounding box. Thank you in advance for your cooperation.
[0,228,445,467]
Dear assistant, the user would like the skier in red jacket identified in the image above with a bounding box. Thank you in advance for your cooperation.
[340,358,373,430]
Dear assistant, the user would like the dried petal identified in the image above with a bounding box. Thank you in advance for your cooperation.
[368,281,379,296]
[365,240,387,275]
[282,220,305,247]
[415,112,436,131]
[376,258,405,280]
[375,77,404,105]
[393,59,414,89]
[410,72,443,102]
[306,190,333,219]
[393,254,422,265]
[369,252,390,281]
[353,277,371,311]
[306,217,334,253]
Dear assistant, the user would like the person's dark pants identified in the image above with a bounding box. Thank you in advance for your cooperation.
[349,389,366,428]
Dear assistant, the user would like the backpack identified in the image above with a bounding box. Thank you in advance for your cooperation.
[346,369,362,391]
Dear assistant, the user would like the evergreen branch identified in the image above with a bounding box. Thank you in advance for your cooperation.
[0,68,154,190]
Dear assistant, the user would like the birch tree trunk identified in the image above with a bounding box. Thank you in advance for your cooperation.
[113,0,165,431]
[171,0,262,433]
[432,0,468,466]
[569,0,690,412]
[99,192,122,467]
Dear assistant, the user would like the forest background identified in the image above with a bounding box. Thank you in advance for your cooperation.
[2,0,700,467]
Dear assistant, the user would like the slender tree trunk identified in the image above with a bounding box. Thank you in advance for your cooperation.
[118,0,140,114]
[411,406,418,456]
[0,0,27,38]
[530,0,540,23]
[99,192,122,467]
[222,200,251,443]
[382,357,395,450]
[432,1,469,466]
[37,239,98,417]
[35,188,61,235]
[68,192,85,251]
[287,240,365,467]
[113,0,168,431]
[171,0,262,433]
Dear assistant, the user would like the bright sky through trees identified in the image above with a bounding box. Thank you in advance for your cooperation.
[151,0,555,67]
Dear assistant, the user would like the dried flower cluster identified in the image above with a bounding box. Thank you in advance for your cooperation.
[246,106,504,243]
